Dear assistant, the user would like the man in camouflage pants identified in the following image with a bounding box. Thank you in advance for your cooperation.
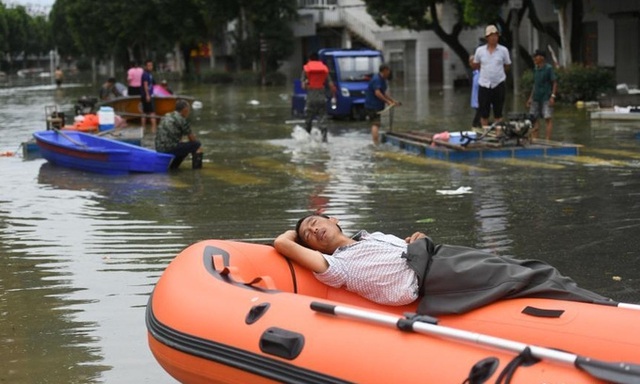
[155,100,202,169]
[301,53,336,142]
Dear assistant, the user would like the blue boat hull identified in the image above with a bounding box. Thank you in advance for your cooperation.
[24,127,143,159]
[33,131,174,175]
[381,131,581,161]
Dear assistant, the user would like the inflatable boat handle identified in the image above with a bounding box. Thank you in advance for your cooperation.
[310,302,336,315]
[310,302,640,384]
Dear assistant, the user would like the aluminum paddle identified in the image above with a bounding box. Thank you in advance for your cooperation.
[310,301,640,384]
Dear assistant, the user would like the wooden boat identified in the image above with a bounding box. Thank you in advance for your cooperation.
[97,94,195,121]
[33,130,173,175]
[146,240,640,384]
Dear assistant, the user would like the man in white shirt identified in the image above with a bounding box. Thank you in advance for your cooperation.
[274,214,613,316]
[473,25,512,128]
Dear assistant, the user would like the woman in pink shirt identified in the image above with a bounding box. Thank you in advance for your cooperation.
[127,62,143,96]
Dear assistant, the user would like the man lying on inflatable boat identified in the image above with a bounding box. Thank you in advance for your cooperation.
[274,214,614,316]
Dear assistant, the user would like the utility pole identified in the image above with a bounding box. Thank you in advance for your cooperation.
[260,35,267,86]
[509,0,522,96]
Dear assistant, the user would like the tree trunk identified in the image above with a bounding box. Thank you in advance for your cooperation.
[570,0,583,63]
[557,4,572,66]
[174,42,184,75]
[91,57,97,85]
[428,4,469,71]
[209,39,215,70]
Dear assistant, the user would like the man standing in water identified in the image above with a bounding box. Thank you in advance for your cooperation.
[364,64,399,145]
[472,25,511,128]
[527,49,558,141]
[301,53,335,142]
[141,59,157,133]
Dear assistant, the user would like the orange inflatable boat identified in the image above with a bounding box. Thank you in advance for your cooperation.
[146,240,640,384]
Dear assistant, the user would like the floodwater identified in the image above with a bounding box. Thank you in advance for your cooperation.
[1,79,639,383]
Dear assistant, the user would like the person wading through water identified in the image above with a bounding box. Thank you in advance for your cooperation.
[301,53,336,142]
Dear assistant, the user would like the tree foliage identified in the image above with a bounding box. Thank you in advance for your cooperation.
[364,0,583,71]
[364,0,492,70]
[4,0,297,75]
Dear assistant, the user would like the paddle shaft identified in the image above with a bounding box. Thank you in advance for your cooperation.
[618,302,640,311]
[310,302,640,384]
[53,128,88,148]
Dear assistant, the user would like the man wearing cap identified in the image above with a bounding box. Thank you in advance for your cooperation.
[526,49,558,141]
[472,25,512,128]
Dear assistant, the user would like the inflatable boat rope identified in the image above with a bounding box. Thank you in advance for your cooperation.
[311,302,640,384]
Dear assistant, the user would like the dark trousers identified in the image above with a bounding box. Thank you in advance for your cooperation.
[478,81,506,120]
[128,86,141,96]
[471,108,481,128]
[166,141,201,169]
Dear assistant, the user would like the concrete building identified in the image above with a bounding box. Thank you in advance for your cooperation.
[288,0,640,90]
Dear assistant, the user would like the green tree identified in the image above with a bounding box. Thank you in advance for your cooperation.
[5,5,31,68]
[364,0,497,71]
[363,0,582,70]
[26,15,51,58]
[226,0,297,71]
[49,0,297,77]
[50,0,111,59]
[0,4,9,54]
[251,0,296,72]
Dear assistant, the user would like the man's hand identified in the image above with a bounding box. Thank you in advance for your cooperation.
[405,232,427,243]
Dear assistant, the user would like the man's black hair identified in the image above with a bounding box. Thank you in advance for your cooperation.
[175,99,189,112]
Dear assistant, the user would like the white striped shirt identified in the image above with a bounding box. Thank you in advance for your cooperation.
[314,231,419,305]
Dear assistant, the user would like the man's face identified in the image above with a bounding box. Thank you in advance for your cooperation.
[486,33,499,44]
[533,54,545,66]
[146,62,153,71]
[297,216,341,253]
[181,105,191,118]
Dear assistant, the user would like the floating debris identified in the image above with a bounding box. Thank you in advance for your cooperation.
[436,186,472,195]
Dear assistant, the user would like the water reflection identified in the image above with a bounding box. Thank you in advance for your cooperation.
[2,159,189,382]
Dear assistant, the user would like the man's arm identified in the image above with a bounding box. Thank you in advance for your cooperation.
[374,89,397,105]
[143,77,151,101]
[549,78,558,105]
[274,230,329,273]
[504,48,512,72]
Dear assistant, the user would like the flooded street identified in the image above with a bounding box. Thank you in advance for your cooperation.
[1,80,639,383]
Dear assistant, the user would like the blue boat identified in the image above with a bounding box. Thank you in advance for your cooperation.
[24,127,144,158]
[381,131,581,161]
[33,130,174,175]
